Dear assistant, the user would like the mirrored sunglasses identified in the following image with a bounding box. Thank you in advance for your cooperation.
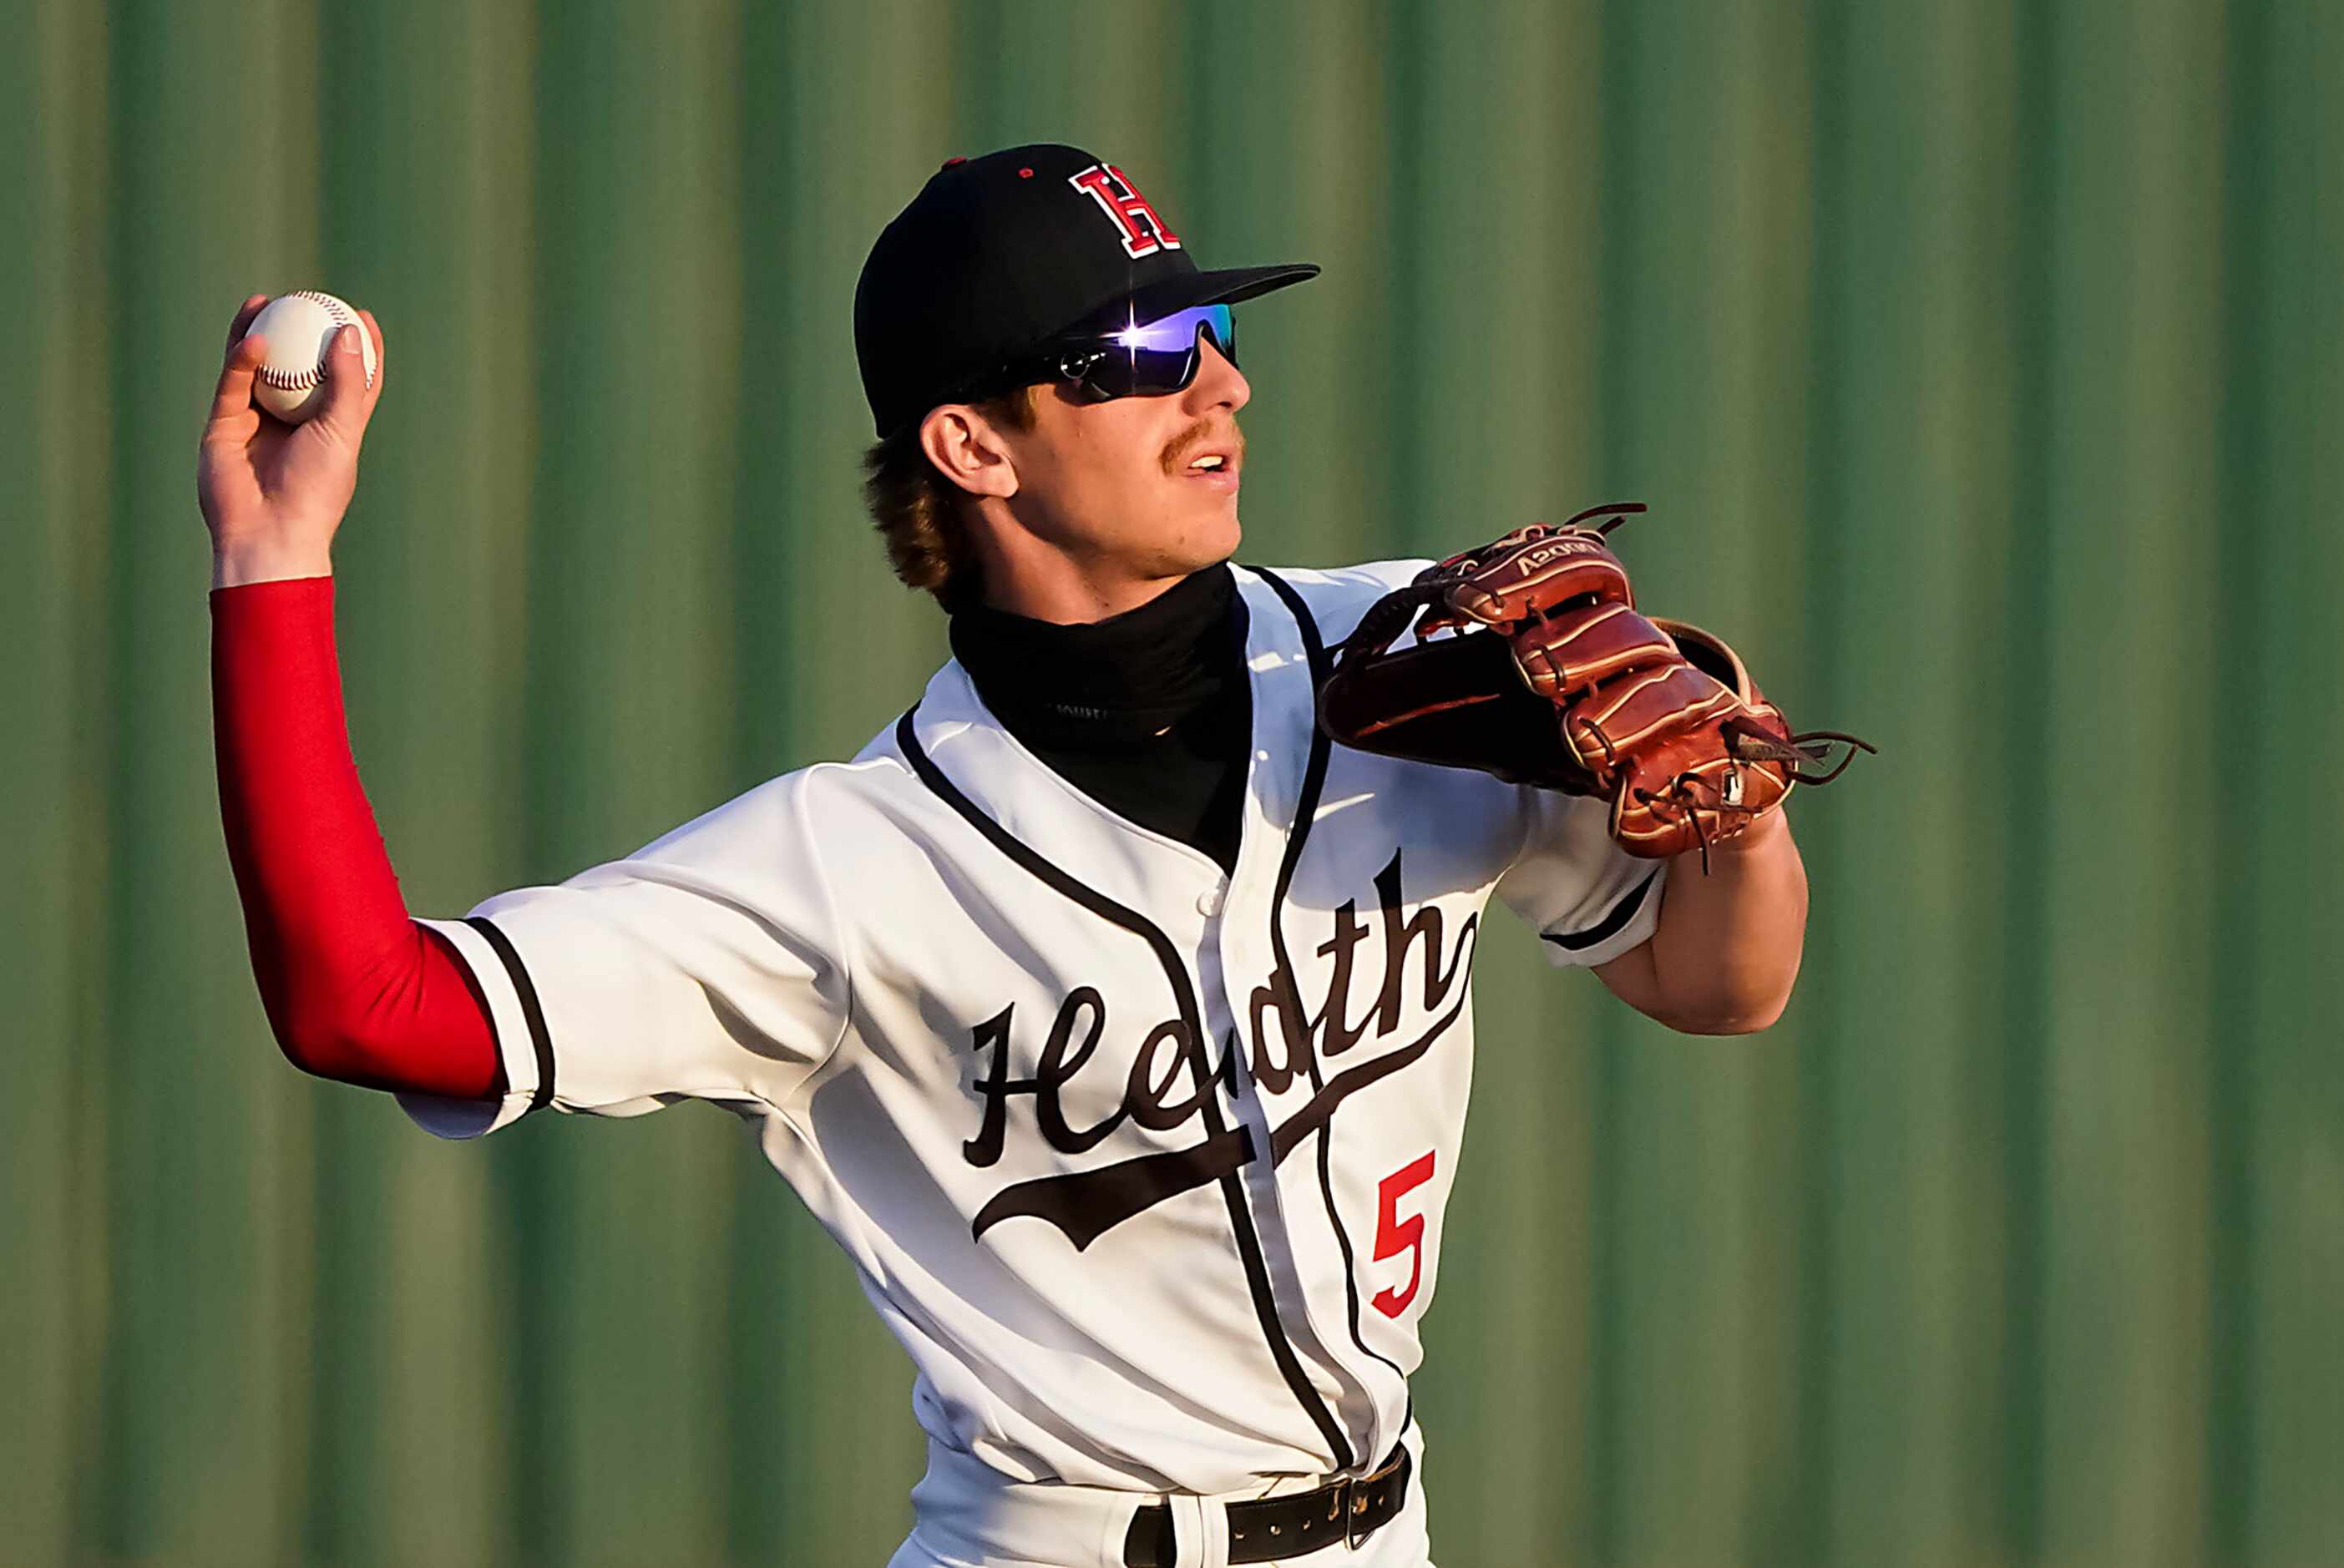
[988,303,1238,404]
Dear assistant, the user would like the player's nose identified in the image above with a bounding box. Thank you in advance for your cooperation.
[1184,338,1248,417]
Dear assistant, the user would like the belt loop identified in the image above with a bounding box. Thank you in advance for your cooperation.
[1166,1493,1230,1568]
[1329,1475,1357,1550]
[1344,1469,1375,1550]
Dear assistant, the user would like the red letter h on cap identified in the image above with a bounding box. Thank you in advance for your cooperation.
[1068,164,1183,259]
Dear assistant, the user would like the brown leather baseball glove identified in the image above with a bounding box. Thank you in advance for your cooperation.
[1318,503,1871,866]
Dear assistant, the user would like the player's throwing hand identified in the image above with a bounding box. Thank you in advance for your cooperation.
[197,293,387,588]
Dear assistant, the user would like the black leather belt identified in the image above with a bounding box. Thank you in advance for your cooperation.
[1121,1444,1411,1566]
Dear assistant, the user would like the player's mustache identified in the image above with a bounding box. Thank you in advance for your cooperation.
[1161,422,1245,476]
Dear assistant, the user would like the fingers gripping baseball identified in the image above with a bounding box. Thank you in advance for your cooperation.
[314,316,387,438]
[204,295,271,438]
[198,292,387,584]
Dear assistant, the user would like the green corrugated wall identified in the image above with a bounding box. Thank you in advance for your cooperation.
[4,1,2338,1563]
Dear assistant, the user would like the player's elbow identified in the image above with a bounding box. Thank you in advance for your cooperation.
[276,1015,461,1095]
[261,980,404,1086]
[1600,942,1795,1035]
[1660,994,1790,1036]
[1633,970,1795,1035]
[256,926,499,1097]
[268,1007,372,1085]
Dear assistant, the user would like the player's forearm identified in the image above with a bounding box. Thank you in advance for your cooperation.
[1642,810,1808,1034]
[210,577,499,1095]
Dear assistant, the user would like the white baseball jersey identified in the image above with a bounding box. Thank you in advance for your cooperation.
[400,559,1663,1504]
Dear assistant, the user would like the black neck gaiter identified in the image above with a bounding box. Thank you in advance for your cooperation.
[949,565,1251,875]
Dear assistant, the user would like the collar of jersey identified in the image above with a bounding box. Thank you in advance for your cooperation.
[910,565,1317,893]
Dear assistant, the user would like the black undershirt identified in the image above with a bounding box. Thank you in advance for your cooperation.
[949,565,1251,877]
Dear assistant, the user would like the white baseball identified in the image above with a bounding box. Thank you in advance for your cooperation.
[244,291,377,423]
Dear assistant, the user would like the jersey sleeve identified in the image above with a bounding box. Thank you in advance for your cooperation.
[1492,785,1667,969]
[396,771,853,1140]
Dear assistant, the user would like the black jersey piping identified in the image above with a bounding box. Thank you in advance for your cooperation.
[1250,568,1415,1423]
[466,915,557,1114]
[894,706,1355,1470]
[1542,868,1658,953]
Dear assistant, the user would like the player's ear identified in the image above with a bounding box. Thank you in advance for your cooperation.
[919,404,1020,500]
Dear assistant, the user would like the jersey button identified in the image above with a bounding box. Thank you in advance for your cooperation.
[1197,884,1225,918]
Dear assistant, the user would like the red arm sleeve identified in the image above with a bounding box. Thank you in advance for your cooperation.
[211,576,500,1099]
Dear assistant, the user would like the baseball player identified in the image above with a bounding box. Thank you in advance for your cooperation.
[200,144,1823,1567]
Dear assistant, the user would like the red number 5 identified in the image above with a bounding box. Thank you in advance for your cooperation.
[1370,1151,1437,1318]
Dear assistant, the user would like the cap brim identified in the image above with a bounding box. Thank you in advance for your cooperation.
[1065,263,1320,336]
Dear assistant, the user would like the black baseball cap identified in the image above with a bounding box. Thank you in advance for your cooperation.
[854,143,1319,438]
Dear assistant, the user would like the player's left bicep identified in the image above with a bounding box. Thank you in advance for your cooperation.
[1591,935,1671,1024]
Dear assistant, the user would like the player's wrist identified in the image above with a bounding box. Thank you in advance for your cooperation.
[211,534,336,590]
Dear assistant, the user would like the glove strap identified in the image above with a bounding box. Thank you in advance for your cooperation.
[1724,721,1876,785]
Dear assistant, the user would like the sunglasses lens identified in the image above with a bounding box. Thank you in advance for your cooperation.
[1109,304,1235,362]
[1076,304,1236,398]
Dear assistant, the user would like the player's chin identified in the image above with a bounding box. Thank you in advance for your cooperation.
[1149,476,1242,565]
[1187,500,1243,564]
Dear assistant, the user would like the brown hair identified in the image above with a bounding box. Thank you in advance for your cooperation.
[861,387,1039,613]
